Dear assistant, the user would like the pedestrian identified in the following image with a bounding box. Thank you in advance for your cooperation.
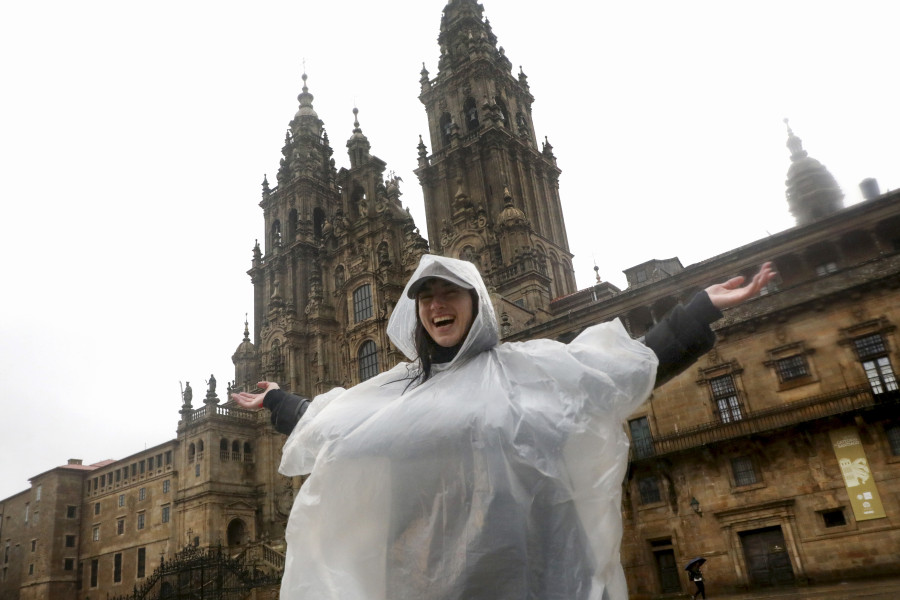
[234,254,774,599]
[689,565,707,599]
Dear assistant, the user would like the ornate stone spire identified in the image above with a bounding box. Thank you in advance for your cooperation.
[346,107,372,168]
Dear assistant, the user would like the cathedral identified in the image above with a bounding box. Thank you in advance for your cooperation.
[2,1,900,599]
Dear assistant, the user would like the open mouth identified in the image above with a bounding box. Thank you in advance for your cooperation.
[433,316,455,329]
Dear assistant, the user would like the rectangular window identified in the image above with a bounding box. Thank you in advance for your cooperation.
[137,547,146,578]
[66,505,77,519]
[816,261,838,276]
[94,502,100,516]
[353,284,374,322]
[90,558,98,587]
[35,485,41,501]
[139,488,146,501]
[887,424,900,456]
[119,494,125,507]
[163,480,170,494]
[137,513,145,530]
[732,456,758,487]
[139,460,145,475]
[100,474,106,488]
[161,505,170,524]
[114,553,122,583]
[28,563,33,575]
[116,469,121,483]
[64,558,75,571]
[629,417,654,459]
[117,519,125,535]
[638,475,662,504]
[131,463,137,478]
[195,464,201,477]
[822,508,847,528]
[711,375,743,423]
[92,526,100,542]
[165,451,172,466]
[775,355,809,382]
[854,334,899,394]
[65,535,76,548]
[156,454,163,469]
[31,540,36,552]
[24,503,29,523]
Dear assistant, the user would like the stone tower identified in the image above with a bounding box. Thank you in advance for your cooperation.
[415,0,576,314]
[240,75,428,397]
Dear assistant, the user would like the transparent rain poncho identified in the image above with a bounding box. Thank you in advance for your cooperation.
[278,255,658,599]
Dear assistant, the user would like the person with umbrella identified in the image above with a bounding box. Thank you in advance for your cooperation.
[685,557,707,599]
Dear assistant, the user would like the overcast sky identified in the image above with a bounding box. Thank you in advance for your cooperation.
[1,0,898,500]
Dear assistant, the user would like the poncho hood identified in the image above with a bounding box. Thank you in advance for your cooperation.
[387,254,499,364]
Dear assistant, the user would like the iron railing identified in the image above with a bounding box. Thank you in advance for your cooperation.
[631,386,896,461]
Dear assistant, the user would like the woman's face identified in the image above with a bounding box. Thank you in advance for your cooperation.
[416,278,475,348]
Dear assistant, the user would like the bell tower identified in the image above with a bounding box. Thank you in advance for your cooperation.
[415,0,577,310]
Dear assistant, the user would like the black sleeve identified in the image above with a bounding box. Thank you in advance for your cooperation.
[262,389,311,435]
[643,291,722,387]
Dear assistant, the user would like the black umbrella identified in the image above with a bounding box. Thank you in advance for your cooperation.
[685,557,706,571]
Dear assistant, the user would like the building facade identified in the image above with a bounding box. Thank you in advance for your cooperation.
[2,1,899,599]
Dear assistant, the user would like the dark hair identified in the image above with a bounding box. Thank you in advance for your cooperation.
[412,289,479,385]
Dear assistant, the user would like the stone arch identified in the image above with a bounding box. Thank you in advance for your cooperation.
[226,518,248,547]
[464,97,479,131]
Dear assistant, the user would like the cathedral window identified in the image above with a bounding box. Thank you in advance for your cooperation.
[220,439,229,461]
[353,284,374,323]
[287,209,298,241]
[244,442,254,463]
[710,374,743,423]
[232,440,241,461]
[464,97,479,131]
[854,334,898,395]
[440,112,453,146]
[495,96,508,127]
[270,220,282,250]
[188,443,196,463]
[358,340,379,382]
[314,207,326,238]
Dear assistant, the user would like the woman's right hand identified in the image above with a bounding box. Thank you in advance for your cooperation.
[231,381,280,410]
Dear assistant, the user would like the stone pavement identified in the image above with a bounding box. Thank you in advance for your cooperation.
[686,575,900,600]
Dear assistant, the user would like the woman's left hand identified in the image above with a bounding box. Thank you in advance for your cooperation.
[706,262,776,310]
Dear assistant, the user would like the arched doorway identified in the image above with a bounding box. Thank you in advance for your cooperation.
[227,518,248,547]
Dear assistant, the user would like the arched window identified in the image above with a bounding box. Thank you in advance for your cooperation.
[313,207,326,238]
[197,440,204,461]
[231,440,241,461]
[226,519,247,547]
[353,284,373,323]
[440,112,453,146]
[495,97,508,127]
[358,340,379,382]
[188,443,195,463]
[270,219,282,250]
[464,97,479,131]
[243,442,253,463]
[287,209,298,241]
[220,439,229,461]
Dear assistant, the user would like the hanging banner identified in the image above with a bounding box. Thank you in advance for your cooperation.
[829,427,886,521]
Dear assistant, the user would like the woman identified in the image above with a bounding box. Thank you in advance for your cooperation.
[234,254,773,600]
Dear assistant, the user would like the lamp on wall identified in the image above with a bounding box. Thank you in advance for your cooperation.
[690,497,702,516]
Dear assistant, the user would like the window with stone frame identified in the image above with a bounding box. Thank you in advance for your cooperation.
[731,455,758,487]
[775,354,809,382]
[114,553,122,583]
[853,333,898,395]
[886,424,900,457]
[637,475,662,505]
[353,284,374,323]
[137,547,146,578]
[117,518,125,535]
[358,340,379,382]
[821,508,847,528]
[65,535,76,548]
[711,374,743,423]
[137,513,145,530]
[629,417,654,459]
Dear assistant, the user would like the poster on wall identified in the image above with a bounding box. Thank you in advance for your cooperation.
[829,427,886,521]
